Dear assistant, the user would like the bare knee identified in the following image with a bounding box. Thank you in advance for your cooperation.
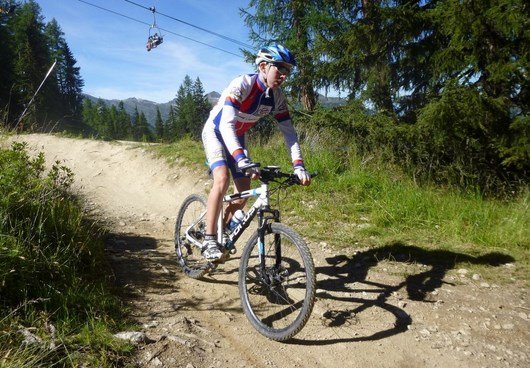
[212,167,230,194]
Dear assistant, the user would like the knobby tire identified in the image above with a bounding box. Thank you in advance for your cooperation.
[174,194,210,279]
[238,222,316,341]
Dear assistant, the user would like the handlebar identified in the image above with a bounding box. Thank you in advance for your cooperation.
[242,164,317,185]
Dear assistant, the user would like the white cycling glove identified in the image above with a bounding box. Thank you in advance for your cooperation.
[237,158,260,177]
[294,166,311,185]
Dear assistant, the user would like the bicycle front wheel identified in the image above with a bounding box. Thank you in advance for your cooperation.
[174,194,210,279]
[239,222,316,341]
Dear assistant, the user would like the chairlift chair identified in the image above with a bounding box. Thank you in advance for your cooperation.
[146,6,164,51]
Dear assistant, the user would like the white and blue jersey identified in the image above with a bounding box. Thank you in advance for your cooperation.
[202,73,304,177]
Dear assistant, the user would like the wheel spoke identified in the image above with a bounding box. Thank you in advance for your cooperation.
[174,195,211,279]
[239,223,315,341]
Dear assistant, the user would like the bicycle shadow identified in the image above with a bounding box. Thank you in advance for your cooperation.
[289,241,514,345]
[104,233,207,315]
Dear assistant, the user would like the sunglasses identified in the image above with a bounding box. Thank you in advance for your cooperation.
[271,63,291,76]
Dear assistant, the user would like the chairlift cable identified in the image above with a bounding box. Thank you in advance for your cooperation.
[123,0,253,50]
[77,0,242,57]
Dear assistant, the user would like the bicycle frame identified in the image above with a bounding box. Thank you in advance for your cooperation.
[219,181,280,254]
[183,181,278,252]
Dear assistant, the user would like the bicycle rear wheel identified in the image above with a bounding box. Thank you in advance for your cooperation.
[239,222,316,341]
[174,194,210,279]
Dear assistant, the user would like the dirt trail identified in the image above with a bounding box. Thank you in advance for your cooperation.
[9,134,529,368]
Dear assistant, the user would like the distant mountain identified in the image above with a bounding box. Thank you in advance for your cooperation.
[83,90,345,127]
[317,94,347,108]
[205,91,221,106]
[83,94,175,126]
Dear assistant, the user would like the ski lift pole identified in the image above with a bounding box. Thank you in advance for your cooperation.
[15,59,57,131]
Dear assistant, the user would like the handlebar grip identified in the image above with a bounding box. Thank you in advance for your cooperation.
[240,162,261,173]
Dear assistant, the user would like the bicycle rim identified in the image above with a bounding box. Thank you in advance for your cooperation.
[174,194,210,279]
[239,222,316,341]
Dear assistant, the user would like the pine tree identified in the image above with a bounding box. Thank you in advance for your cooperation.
[45,18,84,121]
[43,18,68,121]
[242,0,317,111]
[138,111,152,142]
[8,0,54,128]
[173,75,194,138]
[116,101,131,139]
[415,0,530,184]
[0,2,15,123]
[108,104,119,139]
[154,107,164,140]
[59,41,83,117]
[191,77,210,139]
[131,106,140,141]
[165,105,177,141]
[81,98,95,127]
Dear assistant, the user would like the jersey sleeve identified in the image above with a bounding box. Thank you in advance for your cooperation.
[273,91,304,167]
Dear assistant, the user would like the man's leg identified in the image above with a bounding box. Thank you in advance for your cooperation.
[205,165,230,236]
[223,176,251,225]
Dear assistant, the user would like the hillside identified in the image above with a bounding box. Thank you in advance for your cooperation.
[83,91,345,127]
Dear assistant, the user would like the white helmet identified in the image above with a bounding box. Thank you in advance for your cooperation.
[255,44,297,67]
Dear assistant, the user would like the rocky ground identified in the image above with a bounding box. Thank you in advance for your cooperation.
[11,134,529,368]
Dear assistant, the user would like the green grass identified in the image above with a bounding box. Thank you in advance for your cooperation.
[148,136,208,172]
[151,132,529,280]
[0,140,133,367]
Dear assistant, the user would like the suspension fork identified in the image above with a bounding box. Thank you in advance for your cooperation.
[257,207,281,276]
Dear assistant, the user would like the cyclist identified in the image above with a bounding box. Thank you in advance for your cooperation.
[201,44,311,260]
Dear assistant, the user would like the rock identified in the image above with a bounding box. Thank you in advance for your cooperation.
[19,328,43,346]
[143,321,158,329]
[114,331,151,344]
[472,273,481,280]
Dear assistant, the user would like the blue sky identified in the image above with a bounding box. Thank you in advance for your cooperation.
[36,0,254,103]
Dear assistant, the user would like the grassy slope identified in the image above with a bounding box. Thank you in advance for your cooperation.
[150,135,529,282]
[0,138,133,367]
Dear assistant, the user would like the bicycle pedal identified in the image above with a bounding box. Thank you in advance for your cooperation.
[212,253,230,264]
[207,262,218,269]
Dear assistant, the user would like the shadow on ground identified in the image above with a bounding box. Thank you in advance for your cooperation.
[106,233,515,346]
[290,241,514,345]
[104,232,208,316]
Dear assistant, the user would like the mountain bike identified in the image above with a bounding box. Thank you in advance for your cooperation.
[174,165,316,341]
